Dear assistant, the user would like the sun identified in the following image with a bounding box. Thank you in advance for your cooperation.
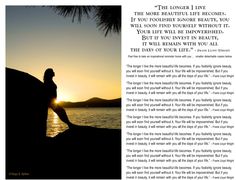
[57,91,73,102]
[54,99,61,104]
[55,99,59,104]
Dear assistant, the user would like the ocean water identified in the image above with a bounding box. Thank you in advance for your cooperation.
[47,107,121,137]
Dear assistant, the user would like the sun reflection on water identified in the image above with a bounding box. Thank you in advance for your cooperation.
[46,109,69,137]
[47,107,121,137]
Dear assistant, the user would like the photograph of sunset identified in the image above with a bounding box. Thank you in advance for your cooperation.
[6,6,121,179]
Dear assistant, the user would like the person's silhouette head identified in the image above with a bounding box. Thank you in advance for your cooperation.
[44,68,55,82]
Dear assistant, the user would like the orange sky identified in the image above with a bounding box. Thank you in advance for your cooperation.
[6,6,121,102]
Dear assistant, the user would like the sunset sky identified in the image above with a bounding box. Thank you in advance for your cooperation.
[6,6,121,102]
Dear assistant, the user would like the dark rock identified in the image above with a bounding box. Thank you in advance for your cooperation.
[6,68,121,179]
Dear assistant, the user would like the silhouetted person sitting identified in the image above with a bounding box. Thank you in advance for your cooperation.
[44,68,74,128]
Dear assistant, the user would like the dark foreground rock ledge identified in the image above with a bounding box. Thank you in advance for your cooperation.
[6,68,121,179]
